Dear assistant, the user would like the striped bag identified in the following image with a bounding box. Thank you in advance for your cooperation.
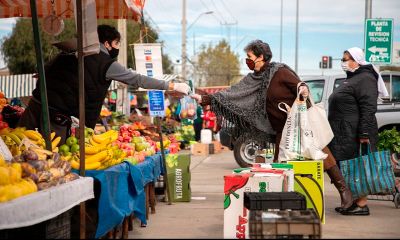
[339,144,396,199]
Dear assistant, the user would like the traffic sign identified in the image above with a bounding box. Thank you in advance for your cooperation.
[148,90,165,117]
[365,18,393,64]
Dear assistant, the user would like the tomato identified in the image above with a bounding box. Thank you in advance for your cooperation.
[0,121,8,129]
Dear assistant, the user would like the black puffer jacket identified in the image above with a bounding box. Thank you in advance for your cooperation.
[328,65,379,161]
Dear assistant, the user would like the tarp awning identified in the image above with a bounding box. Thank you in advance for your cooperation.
[0,74,118,98]
[0,0,143,20]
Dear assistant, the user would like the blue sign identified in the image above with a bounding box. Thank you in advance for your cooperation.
[148,90,165,117]
[147,69,153,77]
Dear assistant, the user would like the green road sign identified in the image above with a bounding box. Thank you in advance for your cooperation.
[365,19,393,64]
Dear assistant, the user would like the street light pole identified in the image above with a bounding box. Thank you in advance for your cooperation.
[181,0,187,82]
[295,0,299,73]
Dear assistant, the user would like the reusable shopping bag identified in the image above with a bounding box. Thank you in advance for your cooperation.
[306,94,334,149]
[278,83,327,161]
[339,144,396,199]
[179,96,197,120]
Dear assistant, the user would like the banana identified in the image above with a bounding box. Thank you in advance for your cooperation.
[6,133,21,145]
[0,128,10,136]
[24,130,43,141]
[85,150,108,164]
[70,159,101,170]
[85,145,100,155]
[53,147,59,153]
[50,132,56,141]
[12,130,26,141]
[92,130,118,144]
[52,136,61,150]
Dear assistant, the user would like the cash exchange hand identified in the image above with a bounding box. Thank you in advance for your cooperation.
[173,82,191,95]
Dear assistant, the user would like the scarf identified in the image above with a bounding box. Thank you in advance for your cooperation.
[209,62,289,142]
[347,47,389,97]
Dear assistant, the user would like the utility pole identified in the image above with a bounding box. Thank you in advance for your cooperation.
[117,19,129,115]
[364,0,372,48]
[295,0,299,73]
[280,0,283,62]
[181,0,187,82]
[221,21,238,46]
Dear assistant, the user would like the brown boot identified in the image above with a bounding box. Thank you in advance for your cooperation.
[326,165,353,212]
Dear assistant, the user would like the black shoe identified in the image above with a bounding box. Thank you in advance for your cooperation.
[335,207,345,213]
[341,203,370,216]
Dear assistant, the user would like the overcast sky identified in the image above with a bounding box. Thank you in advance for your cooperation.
[0,0,399,75]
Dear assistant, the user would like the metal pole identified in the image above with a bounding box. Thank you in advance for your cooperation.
[76,0,86,238]
[295,0,299,72]
[157,117,172,205]
[29,0,51,151]
[182,0,187,82]
[280,0,283,62]
[364,0,372,48]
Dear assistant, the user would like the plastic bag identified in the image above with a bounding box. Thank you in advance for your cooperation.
[179,96,197,120]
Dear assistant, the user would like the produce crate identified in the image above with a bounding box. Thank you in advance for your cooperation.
[249,209,321,239]
[244,192,306,211]
[191,143,209,156]
[0,210,71,239]
[212,141,222,153]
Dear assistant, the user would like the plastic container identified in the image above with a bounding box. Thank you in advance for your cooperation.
[244,192,306,211]
[200,129,212,144]
[249,209,321,239]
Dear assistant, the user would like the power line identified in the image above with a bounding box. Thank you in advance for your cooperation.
[220,0,237,23]
[209,0,227,23]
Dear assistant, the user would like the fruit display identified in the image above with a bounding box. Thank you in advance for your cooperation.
[0,91,7,112]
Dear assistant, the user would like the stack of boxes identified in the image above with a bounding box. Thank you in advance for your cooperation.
[191,141,223,156]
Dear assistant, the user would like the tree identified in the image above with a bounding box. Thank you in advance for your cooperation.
[196,39,240,87]
[1,18,173,75]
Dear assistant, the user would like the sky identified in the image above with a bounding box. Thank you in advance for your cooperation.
[0,0,399,76]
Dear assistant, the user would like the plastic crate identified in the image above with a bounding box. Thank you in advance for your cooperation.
[244,192,306,211]
[249,209,321,239]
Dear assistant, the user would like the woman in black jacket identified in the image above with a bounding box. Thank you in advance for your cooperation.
[328,47,387,216]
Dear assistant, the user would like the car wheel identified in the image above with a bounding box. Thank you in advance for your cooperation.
[233,137,261,167]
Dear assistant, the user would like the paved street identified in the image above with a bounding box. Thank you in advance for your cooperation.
[130,150,400,239]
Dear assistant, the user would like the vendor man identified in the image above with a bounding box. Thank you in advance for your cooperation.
[18,24,190,143]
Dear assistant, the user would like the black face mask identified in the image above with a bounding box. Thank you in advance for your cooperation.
[108,47,119,59]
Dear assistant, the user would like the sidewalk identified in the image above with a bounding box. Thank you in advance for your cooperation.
[129,150,400,239]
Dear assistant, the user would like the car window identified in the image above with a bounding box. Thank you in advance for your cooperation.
[304,80,324,103]
[382,74,400,101]
[334,78,346,88]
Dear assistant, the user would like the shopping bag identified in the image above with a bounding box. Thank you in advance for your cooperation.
[178,96,197,120]
[339,144,396,199]
[307,94,334,149]
[278,83,327,162]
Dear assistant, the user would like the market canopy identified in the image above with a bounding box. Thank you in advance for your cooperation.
[0,0,143,20]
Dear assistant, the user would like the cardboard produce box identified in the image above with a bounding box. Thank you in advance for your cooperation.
[287,160,325,223]
[223,167,294,239]
[166,154,191,202]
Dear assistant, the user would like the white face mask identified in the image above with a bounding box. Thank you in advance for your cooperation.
[341,61,356,72]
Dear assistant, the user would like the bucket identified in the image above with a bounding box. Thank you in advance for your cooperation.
[200,129,212,144]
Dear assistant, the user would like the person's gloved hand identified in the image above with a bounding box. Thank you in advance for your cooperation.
[190,94,202,104]
[173,83,191,95]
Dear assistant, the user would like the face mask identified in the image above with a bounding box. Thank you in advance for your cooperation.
[341,61,358,73]
[246,58,263,70]
[108,47,119,59]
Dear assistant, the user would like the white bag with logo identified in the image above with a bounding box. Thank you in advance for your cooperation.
[278,84,329,162]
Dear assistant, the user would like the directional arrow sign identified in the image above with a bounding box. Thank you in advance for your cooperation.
[365,19,393,64]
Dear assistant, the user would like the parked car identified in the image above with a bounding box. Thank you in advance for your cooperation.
[222,71,400,167]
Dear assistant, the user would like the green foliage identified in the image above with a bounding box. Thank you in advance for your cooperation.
[1,18,173,75]
[377,127,400,153]
[197,39,240,87]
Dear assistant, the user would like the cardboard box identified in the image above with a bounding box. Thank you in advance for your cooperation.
[212,141,222,153]
[191,143,209,156]
[287,160,325,223]
[223,168,294,239]
[166,154,191,202]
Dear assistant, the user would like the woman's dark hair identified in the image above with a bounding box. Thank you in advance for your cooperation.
[244,40,272,62]
[343,50,355,61]
[97,25,121,44]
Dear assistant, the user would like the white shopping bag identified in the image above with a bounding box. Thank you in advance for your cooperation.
[278,83,328,162]
[307,95,334,149]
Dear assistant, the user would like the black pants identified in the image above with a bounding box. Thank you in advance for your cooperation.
[18,99,70,145]
[193,122,202,141]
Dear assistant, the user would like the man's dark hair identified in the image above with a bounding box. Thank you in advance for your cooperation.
[97,25,121,44]
[244,40,272,62]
